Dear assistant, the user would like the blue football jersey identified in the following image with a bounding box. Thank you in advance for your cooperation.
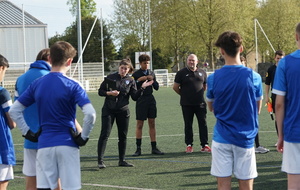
[0,87,16,165]
[18,72,91,149]
[206,65,262,148]
[273,50,300,143]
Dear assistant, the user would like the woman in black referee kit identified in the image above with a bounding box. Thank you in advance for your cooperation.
[97,58,153,169]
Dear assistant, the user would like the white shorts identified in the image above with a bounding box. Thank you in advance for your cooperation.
[282,141,300,174]
[0,164,14,181]
[211,141,258,180]
[36,146,81,190]
[23,148,37,176]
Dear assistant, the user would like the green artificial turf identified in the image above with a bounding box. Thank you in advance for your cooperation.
[9,87,286,189]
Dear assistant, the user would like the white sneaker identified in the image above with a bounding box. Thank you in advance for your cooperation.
[255,146,270,154]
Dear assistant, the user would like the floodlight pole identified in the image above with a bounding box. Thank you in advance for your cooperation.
[148,0,152,71]
[22,5,27,66]
[101,8,105,80]
[77,0,83,84]
[254,19,258,71]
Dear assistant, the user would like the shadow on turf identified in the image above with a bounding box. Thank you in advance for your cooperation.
[79,154,287,189]
[129,150,212,158]
[175,160,287,190]
[80,151,212,161]
[147,166,211,176]
[79,151,212,171]
[255,160,287,189]
[146,165,217,189]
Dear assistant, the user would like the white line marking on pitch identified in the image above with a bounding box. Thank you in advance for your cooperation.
[82,183,158,190]
[14,176,157,190]
[89,131,277,141]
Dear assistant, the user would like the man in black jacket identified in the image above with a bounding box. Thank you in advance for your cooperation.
[265,50,285,144]
[173,54,211,153]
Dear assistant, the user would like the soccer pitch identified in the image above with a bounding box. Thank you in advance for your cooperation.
[9,87,286,189]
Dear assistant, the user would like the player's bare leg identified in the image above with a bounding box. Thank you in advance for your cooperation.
[149,118,164,155]
[287,174,300,190]
[238,179,253,190]
[148,118,156,142]
[217,177,231,190]
[25,176,36,190]
[0,181,9,190]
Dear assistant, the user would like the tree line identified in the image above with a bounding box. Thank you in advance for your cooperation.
[49,0,300,72]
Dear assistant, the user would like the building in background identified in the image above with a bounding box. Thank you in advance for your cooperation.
[0,0,48,63]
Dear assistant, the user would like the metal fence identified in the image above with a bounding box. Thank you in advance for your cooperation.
[2,62,104,94]
[2,62,180,97]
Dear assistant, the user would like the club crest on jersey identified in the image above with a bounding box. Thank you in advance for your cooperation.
[199,73,202,76]
[125,80,130,85]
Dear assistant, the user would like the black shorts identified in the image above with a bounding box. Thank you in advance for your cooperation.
[135,95,157,120]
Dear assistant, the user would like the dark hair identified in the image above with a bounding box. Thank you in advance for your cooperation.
[215,31,243,57]
[0,54,9,68]
[50,41,77,66]
[36,48,50,61]
[139,54,150,63]
[119,58,134,73]
[275,50,285,57]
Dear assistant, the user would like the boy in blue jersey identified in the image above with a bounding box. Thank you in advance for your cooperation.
[0,54,16,190]
[273,22,300,189]
[206,31,263,190]
[9,41,96,190]
[14,48,63,190]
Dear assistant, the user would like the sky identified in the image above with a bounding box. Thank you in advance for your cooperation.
[9,0,114,37]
